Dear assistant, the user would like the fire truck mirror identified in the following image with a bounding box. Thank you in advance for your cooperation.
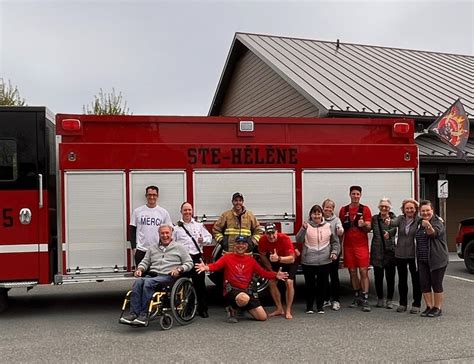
[19,208,32,225]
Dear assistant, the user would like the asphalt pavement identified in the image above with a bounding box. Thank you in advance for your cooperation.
[1,254,472,363]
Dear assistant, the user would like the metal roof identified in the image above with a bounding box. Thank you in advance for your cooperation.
[210,33,473,119]
[417,134,474,160]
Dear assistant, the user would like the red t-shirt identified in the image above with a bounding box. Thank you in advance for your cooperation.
[258,232,295,257]
[339,204,372,247]
[208,253,276,291]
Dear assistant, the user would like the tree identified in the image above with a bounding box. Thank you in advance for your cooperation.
[83,88,131,115]
[0,78,26,106]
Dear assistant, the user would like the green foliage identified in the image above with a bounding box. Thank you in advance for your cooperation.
[0,78,26,106]
[83,88,131,115]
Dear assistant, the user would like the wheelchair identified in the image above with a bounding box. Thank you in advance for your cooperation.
[119,276,197,330]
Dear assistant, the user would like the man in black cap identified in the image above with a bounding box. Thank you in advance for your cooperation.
[212,192,263,253]
[195,235,288,323]
[339,185,373,312]
[258,223,297,319]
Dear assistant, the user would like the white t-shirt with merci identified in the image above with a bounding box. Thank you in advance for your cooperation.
[130,204,172,251]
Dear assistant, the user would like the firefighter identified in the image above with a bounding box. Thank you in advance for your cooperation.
[212,192,263,253]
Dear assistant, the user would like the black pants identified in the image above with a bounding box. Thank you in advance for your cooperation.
[324,254,340,302]
[302,263,330,311]
[396,258,422,307]
[373,265,396,300]
[190,254,208,313]
[418,261,447,293]
[134,249,146,266]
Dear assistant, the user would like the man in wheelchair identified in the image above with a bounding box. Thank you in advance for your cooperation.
[120,224,193,326]
[195,235,288,323]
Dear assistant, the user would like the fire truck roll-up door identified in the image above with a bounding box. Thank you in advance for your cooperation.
[64,171,126,274]
[193,169,296,232]
[302,169,415,220]
[129,170,186,224]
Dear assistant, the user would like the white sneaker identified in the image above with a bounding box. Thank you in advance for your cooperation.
[331,301,341,311]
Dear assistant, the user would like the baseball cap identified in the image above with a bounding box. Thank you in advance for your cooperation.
[232,192,244,200]
[349,185,362,193]
[265,223,276,234]
[235,236,249,244]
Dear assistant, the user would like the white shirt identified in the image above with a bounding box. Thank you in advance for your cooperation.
[172,218,212,255]
[130,204,172,251]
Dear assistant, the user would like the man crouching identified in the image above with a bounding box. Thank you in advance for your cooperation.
[120,224,193,326]
[195,235,288,323]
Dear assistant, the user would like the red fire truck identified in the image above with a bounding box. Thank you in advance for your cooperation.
[0,107,418,312]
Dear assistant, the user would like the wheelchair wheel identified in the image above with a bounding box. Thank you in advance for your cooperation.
[159,313,174,330]
[170,277,197,325]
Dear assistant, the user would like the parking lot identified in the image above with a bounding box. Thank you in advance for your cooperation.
[1,255,473,363]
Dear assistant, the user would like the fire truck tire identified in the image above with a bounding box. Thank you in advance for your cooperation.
[464,240,474,274]
[0,289,8,313]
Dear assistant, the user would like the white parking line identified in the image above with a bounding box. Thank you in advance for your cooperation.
[445,274,474,283]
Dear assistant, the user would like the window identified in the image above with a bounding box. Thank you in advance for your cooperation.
[0,139,17,181]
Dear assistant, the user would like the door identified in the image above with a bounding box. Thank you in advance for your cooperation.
[0,110,43,281]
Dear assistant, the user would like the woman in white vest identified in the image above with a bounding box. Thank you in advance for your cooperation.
[296,204,340,314]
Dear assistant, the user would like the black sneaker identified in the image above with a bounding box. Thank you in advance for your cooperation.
[361,299,371,312]
[198,311,209,318]
[119,312,137,325]
[317,307,325,314]
[427,307,442,317]
[132,313,149,326]
[226,306,238,323]
[420,307,432,317]
[349,298,361,308]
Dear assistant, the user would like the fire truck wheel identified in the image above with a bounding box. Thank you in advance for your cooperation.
[0,289,8,313]
[464,240,474,274]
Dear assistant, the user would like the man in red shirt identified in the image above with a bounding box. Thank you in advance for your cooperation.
[195,235,288,323]
[339,185,372,312]
[258,223,296,319]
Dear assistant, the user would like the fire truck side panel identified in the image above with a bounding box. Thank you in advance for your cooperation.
[54,114,417,281]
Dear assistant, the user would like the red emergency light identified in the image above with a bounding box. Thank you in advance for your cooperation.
[393,122,410,134]
[62,119,81,131]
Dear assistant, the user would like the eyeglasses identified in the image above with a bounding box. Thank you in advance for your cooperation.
[146,194,158,197]
[379,205,390,209]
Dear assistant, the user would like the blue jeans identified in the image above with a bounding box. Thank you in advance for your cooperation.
[130,274,175,315]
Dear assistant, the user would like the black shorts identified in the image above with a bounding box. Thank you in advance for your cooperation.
[271,262,297,280]
[226,288,261,311]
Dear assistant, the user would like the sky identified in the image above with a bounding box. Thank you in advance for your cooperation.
[1,0,473,116]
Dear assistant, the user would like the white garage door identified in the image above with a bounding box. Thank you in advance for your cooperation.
[129,170,186,224]
[302,169,415,218]
[65,171,126,272]
[193,169,295,222]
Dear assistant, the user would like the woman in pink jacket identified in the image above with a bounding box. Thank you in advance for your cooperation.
[296,205,340,314]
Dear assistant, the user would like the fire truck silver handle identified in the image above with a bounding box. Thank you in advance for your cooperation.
[38,174,43,208]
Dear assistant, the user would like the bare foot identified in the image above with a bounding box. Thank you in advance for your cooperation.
[285,311,293,319]
[268,310,284,317]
